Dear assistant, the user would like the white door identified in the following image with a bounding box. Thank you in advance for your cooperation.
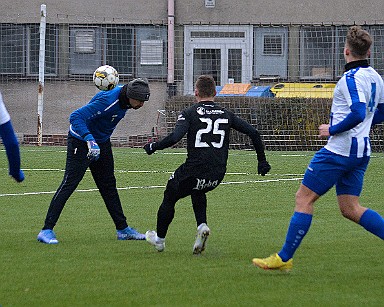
[184,25,253,95]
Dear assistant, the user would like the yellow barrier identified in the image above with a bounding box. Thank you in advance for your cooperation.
[271,83,336,98]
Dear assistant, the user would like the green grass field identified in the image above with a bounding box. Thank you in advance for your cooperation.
[1,146,383,306]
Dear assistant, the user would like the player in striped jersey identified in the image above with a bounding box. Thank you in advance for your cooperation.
[253,26,384,271]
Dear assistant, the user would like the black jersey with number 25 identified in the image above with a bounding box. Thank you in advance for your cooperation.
[155,101,266,175]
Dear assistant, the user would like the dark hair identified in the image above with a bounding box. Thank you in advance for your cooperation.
[346,26,372,58]
[195,75,216,98]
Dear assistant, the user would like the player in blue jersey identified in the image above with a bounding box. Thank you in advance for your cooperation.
[0,91,24,183]
[252,26,384,271]
[143,75,271,254]
[37,78,150,244]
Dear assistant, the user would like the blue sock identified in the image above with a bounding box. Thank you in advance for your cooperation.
[278,212,313,262]
[359,209,384,240]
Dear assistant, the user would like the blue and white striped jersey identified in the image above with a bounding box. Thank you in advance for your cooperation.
[325,62,384,157]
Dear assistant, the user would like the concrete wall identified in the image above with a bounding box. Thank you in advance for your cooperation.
[1,81,167,138]
[2,1,383,25]
[0,1,167,23]
[175,1,384,25]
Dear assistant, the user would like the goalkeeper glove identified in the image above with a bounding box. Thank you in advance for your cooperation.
[258,160,271,176]
[143,142,157,155]
[85,135,100,162]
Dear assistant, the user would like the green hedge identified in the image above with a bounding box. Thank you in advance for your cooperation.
[163,96,384,151]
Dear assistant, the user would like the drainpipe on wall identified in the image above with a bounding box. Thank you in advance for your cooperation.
[167,0,176,97]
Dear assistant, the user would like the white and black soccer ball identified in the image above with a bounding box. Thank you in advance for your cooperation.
[93,65,119,91]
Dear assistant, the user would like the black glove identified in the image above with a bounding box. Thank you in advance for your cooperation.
[258,160,271,176]
[143,142,157,155]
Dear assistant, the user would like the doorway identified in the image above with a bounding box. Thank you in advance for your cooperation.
[184,25,253,94]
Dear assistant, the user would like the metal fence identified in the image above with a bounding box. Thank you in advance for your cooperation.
[1,7,384,150]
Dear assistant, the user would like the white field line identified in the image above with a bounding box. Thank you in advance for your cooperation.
[1,167,303,177]
[0,177,303,197]
[3,148,384,159]
[1,149,305,197]
[3,148,310,156]
[221,177,302,185]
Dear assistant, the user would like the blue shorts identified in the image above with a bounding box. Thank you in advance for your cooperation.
[302,148,370,196]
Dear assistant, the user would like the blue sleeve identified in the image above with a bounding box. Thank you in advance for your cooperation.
[329,101,366,135]
[69,96,108,140]
[372,103,384,126]
[0,120,24,182]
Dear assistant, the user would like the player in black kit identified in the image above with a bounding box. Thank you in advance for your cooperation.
[143,75,271,254]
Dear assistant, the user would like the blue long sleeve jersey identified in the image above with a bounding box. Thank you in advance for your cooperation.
[0,92,22,179]
[69,86,128,143]
[0,120,22,178]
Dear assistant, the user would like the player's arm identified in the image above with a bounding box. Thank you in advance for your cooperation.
[69,98,107,162]
[0,120,24,182]
[329,101,365,135]
[143,113,189,155]
[372,103,384,126]
[231,114,271,176]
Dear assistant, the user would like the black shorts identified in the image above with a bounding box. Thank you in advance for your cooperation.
[166,163,225,198]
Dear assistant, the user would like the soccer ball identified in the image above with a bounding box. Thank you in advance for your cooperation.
[93,65,119,91]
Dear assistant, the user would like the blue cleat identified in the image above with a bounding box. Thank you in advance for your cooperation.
[37,229,59,244]
[117,226,145,240]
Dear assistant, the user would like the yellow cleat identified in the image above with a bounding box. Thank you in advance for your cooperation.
[252,253,293,271]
